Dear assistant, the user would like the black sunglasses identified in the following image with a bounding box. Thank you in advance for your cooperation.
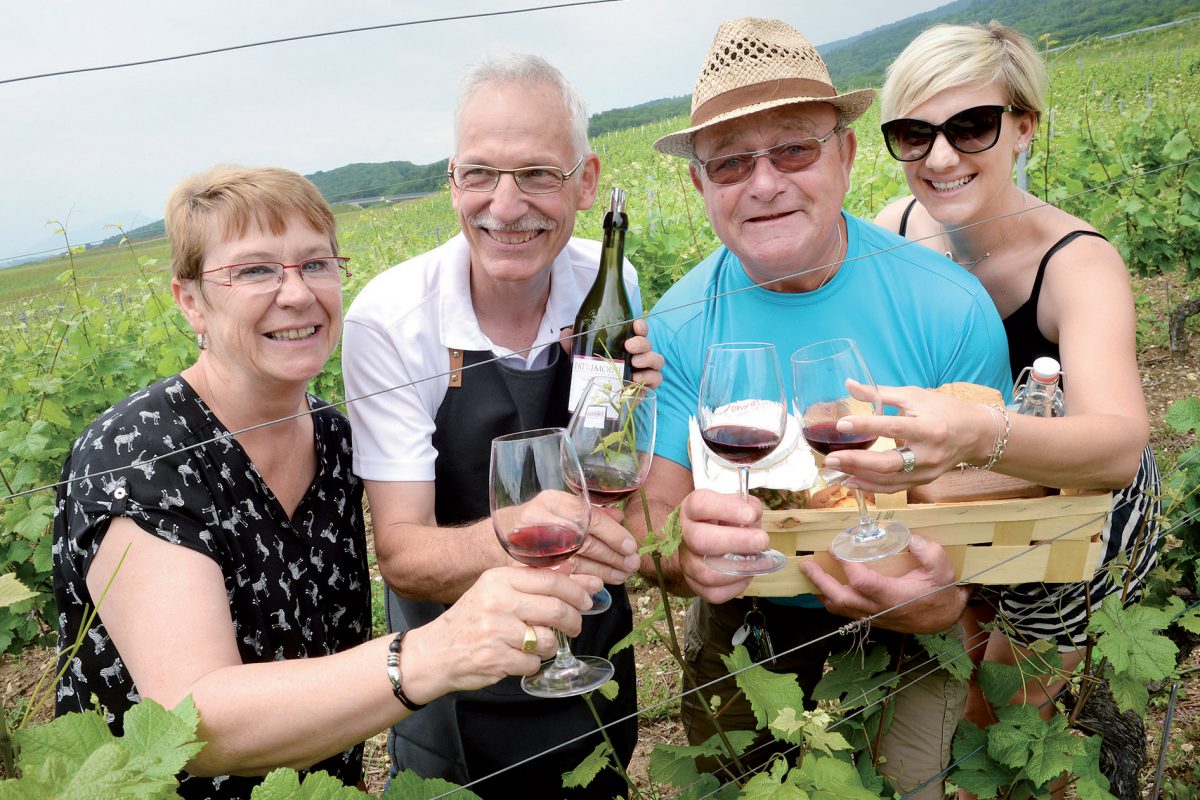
[880,105,1017,162]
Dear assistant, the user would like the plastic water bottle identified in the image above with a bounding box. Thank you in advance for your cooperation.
[1010,356,1065,417]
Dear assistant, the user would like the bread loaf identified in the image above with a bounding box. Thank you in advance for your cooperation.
[935,382,1005,405]
[808,485,874,509]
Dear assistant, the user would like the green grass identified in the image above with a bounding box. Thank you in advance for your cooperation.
[1,206,368,309]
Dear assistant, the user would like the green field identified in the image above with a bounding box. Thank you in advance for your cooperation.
[0,205,368,310]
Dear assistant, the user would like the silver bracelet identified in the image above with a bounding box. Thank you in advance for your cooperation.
[961,403,1010,472]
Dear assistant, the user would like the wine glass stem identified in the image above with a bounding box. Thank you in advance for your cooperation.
[552,629,578,669]
[737,466,750,503]
[853,489,881,541]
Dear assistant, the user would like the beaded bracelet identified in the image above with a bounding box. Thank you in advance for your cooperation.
[960,403,1011,472]
[386,630,426,712]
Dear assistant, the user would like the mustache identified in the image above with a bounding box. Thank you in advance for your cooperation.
[468,211,556,232]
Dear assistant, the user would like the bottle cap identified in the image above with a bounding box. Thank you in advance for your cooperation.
[1031,356,1061,382]
[609,187,626,214]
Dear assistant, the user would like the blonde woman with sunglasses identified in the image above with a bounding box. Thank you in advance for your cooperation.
[824,21,1160,800]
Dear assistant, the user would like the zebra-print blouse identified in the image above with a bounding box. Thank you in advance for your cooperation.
[52,374,369,799]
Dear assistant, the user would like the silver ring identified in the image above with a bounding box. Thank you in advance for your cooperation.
[896,445,917,473]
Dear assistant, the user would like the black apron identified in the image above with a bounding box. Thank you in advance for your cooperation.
[387,346,637,799]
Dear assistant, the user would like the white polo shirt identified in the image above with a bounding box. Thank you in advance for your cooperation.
[342,232,642,482]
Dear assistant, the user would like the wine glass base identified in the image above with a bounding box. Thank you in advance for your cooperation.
[521,655,616,698]
[581,586,613,616]
[830,521,911,562]
[703,549,789,576]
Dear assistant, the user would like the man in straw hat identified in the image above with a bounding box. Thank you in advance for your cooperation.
[625,17,1010,798]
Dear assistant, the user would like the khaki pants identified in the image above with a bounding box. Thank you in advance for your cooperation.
[679,597,965,800]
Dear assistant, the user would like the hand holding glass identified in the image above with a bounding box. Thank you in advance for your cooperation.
[697,342,789,576]
[791,338,911,561]
[489,428,614,697]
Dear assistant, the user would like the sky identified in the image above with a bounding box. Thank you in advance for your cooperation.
[0,0,949,264]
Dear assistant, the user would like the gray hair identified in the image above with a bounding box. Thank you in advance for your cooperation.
[454,53,591,160]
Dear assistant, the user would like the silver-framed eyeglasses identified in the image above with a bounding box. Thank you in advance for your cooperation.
[201,257,351,293]
[448,155,586,194]
[695,127,842,186]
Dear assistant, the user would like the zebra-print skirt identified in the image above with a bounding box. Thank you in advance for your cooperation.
[991,445,1161,650]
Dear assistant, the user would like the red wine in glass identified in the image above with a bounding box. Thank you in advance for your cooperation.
[791,338,911,562]
[697,343,789,576]
[565,378,658,615]
[489,427,615,698]
[569,463,643,506]
[801,421,877,456]
[503,523,587,568]
[700,424,783,465]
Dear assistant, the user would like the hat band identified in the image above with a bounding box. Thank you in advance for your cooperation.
[692,78,838,127]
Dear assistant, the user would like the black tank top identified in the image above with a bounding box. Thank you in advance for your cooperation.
[897,198,1106,379]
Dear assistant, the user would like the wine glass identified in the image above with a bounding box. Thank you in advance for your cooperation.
[790,338,912,562]
[489,427,615,697]
[697,342,789,576]
[566,378,657,615]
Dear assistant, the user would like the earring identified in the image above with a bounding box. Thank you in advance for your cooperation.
[1016,142,1026,152]
[197,333,208,351]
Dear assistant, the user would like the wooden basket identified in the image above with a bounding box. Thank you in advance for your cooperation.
[745,490,1113,597]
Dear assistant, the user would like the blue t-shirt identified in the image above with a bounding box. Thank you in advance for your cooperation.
[648,213,1010,605]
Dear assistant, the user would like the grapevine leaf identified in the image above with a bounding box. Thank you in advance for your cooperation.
[949,720,1010,798]
[740,757,803,799]
[119,696,204,776]
[0,573,37,608]
[13,709,114,777]
[771,706,806,744]
[251,768,370,799]
[648,730,756,787]
[976,661,1023,708]
[770,708,851,755]
[1088,596,1177,685]
[788,753,880,799]
[1107,671,1150,715]
[596,679,620,702]
[987,704,1081,786]
[811,646,895,709]
[914,631,974,680]
[380,769,482,800]
[1165,397,1200,434]
[1164,130,1194,161]
[640,506,683,559]
[1069,735,1118,800]
[562,741,611,789]
[1178,607,1200,635]
[722,645,807,729]
[606,601,664,656]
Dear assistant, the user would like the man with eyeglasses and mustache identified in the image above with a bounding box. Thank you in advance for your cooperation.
[623,18,1010,799]
[341,55,661,798]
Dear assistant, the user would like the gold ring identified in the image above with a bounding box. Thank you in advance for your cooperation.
[521,625,538,653]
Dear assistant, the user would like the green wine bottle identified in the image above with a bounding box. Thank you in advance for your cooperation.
[568,187,633,412]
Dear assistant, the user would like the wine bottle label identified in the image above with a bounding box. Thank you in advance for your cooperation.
[569,356,624,413]
[582,404,608,430]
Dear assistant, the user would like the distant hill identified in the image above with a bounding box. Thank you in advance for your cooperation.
[306,159,450,204]
[93,0,1197,251]
[588,96,691,137]
[820,0,1199,90]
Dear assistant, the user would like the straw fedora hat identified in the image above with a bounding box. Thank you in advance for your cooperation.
[654,17,876,158]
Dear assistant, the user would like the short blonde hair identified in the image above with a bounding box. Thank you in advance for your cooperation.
[165,165,336,281]
[880,22,1046,123]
